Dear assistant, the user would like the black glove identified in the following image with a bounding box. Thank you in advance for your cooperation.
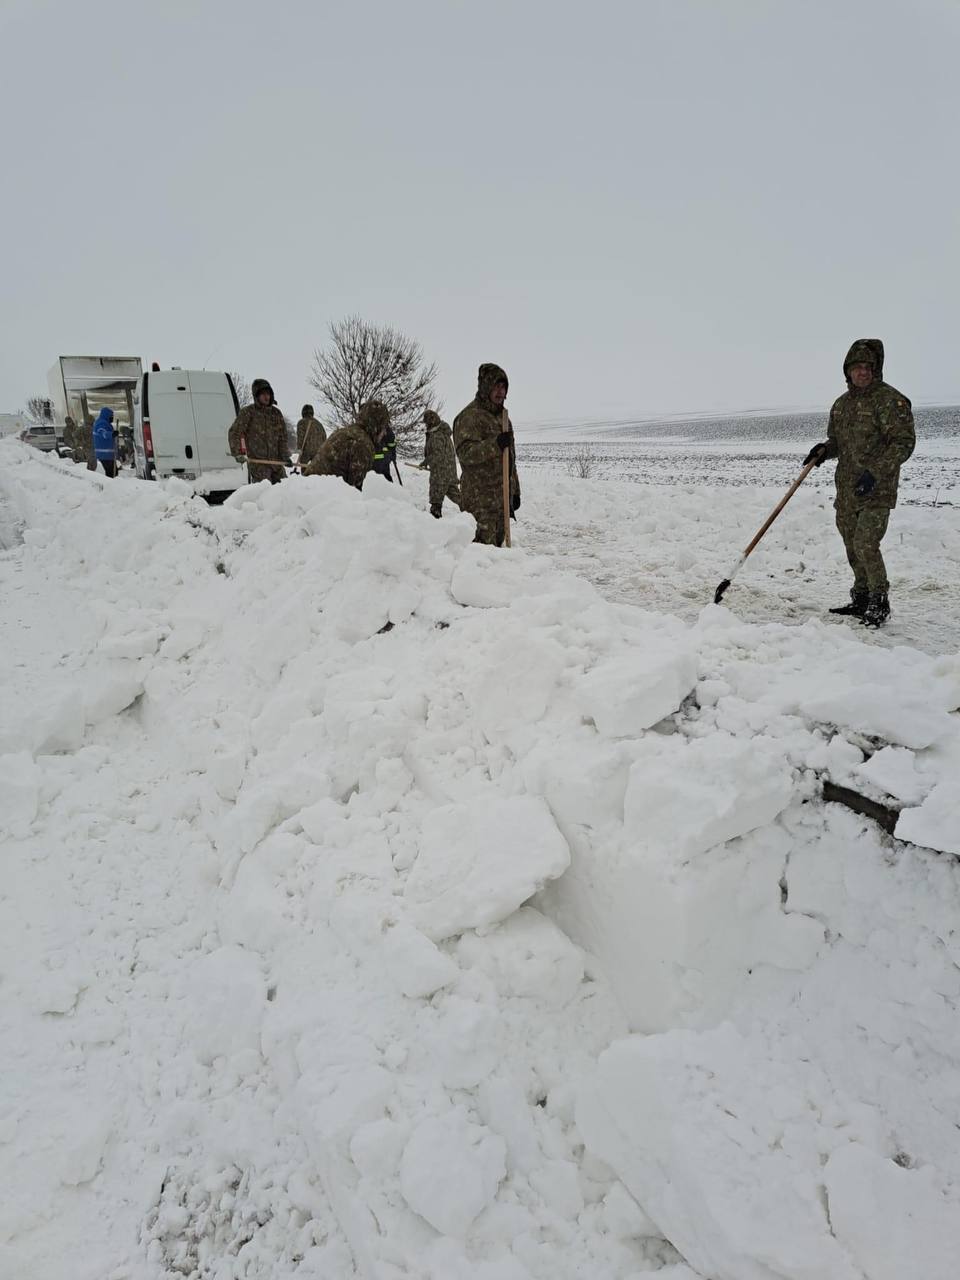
[496,431,512,451]
[854,470,876,497]
[284,457,293,467]
[803,442,830,467]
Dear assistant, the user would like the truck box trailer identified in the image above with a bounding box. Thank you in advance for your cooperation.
[46,356,143,433]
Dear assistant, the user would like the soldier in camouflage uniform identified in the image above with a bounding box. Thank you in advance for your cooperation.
[227,378,290,484]
[63,415,80,462]
[83,417,97,471]
[453,363,520,546]
[297,404,327,469]
[302,400,389,490]
[805,339,915,628]
[421,409,461,517]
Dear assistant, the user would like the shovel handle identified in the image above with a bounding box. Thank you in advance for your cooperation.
[741,461,816,559]
[502,447,511,548]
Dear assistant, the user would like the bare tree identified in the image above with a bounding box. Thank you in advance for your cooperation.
[26,395,54,423]
[569,447,597,479]
[229,372,252,407]
[309,315,439,446]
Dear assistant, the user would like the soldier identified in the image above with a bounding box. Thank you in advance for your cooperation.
[453,363,520,546]
[421,409,461,518]
[302,400,389,490]
[84,417,97,471]
[63,415,80,462]
[296,404,327,469]
[227,378,290,484]
[804,339,915,628]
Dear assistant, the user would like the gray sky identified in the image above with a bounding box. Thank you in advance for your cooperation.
[3,0,957,429]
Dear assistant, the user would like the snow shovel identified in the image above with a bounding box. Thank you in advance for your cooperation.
[713,461,816,604]
[244,456,293,470]
[238,436,293,473]
[501,447,511,548]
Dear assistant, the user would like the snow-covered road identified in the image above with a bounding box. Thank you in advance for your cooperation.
[2,443,959,1280]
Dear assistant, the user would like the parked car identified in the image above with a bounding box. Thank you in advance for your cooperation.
[20,424,58,452]
[133,368,245,495]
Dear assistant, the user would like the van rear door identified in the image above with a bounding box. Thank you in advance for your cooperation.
[187,372,239,475]
[149,373,201,476]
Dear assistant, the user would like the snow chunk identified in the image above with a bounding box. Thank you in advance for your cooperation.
[182,946,265,1064]
[825,1143,960,1280]
[450,545,565,609]
[399,1112,506,1237]
[0,752,41,837]
[405,796,570,941]
[576,644,697,737]
[542,817,821,1033]
[897,781,960,856]
[0,685,84,755]
[855,745,930,804]
[802,687,954,750]
[457,907,584,1007]
[578,1026,863,1280]
[623,731,793,859]
[81,660,145,724]
[382,920,460,999]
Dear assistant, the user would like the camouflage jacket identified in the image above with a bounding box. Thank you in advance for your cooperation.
[824,340,915,509]
[453,363,520,520]
[303,424,375,489]
[297,414,327,466]
[423,413,459,504]
[227,402,288,482]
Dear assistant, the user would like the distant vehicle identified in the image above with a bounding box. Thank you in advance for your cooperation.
[20,424,58,452]
[0,413,29,440]
[133,368,246,494]
[47,356,143,460]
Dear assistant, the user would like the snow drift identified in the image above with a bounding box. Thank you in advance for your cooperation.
[2,440,959,1280]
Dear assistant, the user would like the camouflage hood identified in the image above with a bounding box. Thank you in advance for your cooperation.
[300,404,314,418]
[423,409,447,434]
[843,339,884,386]
[476,363,509,413]
[251,378,275,405]
[357,400,390,443]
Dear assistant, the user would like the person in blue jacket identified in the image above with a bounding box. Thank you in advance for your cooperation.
[92,407,117,477]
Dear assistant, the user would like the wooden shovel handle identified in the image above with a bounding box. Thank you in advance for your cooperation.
[742,461,816,558]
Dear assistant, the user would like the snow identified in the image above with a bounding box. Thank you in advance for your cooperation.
[896,780,960,856]
[404,796,571,941]
[399,1112,506,1237]
[2,437,960,1280]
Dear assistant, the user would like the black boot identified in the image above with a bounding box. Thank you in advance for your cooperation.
[430,504,442,519]
[861,592,890,628]
[829,589,868,618]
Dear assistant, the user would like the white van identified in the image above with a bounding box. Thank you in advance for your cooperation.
[133,369,245,494]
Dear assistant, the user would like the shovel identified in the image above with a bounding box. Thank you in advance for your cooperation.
[713,461,816,604]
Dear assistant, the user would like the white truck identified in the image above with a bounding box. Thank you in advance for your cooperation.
[46,356,143,439]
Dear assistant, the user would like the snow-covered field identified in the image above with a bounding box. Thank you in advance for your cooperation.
[2,440,960,1280]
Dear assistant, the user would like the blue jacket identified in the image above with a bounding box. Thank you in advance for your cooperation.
[93,407,115,460]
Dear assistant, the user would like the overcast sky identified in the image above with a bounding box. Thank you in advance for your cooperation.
[3,0,957,429]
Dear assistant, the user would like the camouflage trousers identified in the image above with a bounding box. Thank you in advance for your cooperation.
[835,503,891,593]
[474,511,505,547]
[429,479,461,518]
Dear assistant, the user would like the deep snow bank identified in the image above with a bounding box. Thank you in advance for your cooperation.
[2,440,960,1280]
